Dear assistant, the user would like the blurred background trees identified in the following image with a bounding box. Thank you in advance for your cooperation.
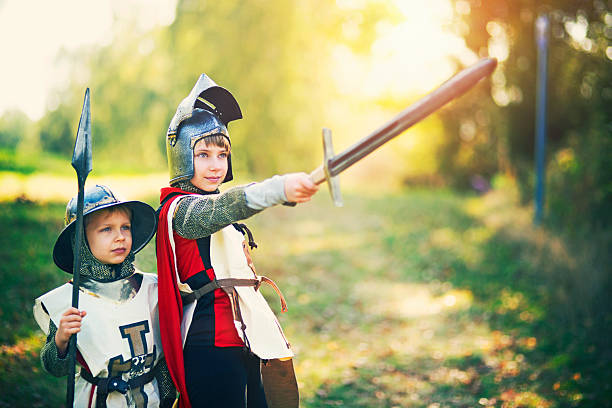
[12,0,398,176]
[441,0,611,232]
[1,0,610,230]
[0,1,610,405]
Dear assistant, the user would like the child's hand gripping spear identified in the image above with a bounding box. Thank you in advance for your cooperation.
[66,89,92,407]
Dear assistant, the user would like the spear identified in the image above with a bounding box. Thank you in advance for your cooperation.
[66,88,92,406]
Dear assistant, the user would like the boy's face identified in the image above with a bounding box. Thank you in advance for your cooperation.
[190,138,229,192]
[85,208,132,265]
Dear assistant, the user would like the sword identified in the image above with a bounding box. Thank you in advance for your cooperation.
[309,57,497,206]
[66,88,92,407]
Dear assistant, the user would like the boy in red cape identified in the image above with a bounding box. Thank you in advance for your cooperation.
[156,74,318,408]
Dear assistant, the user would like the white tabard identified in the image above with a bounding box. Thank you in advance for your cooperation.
[33,272,163,408]
[167,196,293,359]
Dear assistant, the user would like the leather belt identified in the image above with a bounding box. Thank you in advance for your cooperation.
[181,276,288,312]
[80,367,156,407]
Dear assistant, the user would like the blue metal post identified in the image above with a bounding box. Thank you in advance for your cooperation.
[534,15,549,225]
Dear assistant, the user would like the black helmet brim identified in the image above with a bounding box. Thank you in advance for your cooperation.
[52,200,157,273]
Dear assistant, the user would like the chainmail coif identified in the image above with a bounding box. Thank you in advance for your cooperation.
[76,231,136,282]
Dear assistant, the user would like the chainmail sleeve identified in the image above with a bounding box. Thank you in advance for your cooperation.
[40,320,71,377]
[173,185,261,239]
[155,357,177,408]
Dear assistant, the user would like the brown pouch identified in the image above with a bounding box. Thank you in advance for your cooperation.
[261,358,299,408]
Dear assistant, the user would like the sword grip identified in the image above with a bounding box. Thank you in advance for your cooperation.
[309,165,326,185]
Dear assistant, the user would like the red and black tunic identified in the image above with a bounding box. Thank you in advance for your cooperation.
[157,187,258,408]
[173,227,244,348]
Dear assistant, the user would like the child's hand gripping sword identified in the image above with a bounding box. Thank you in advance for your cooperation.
[309,58,498,206]
[66,89,92,407]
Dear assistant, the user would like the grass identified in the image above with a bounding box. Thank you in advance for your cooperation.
[0,182,609,407]
[0,198,67,407]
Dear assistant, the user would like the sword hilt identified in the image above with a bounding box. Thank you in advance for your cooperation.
[309,128,343,207]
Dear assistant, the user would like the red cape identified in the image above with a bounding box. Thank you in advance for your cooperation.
[156,187,191,408]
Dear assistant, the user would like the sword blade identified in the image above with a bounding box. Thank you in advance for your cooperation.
[327,58,497,177]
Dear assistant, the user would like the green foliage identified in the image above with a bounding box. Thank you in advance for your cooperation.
[547,117,612,230]
[0,110,30,150]
[443,0,612,233]
[0,2,609,235]
[0,149,76,175]
[165,0,397,176]
[12,1,399,178]
[37,108,74,156]
[0,148,35,173]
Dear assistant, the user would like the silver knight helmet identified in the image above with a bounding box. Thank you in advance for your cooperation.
[166,74,242,185]
[53,184,157,273]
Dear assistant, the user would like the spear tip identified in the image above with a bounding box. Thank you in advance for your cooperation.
[71,88,92,177]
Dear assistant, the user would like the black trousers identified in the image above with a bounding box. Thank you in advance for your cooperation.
[184,345,268,408]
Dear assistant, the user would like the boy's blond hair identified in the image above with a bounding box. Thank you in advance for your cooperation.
[200,134,231,151]
[84,205,132,228]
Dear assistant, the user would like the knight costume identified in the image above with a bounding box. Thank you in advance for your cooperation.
[33,185,176,408]
[156,74,299,408]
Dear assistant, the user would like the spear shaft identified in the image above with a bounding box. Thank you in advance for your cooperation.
[66,88,92,407]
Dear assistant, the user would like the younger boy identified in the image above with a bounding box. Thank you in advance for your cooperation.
[33,185,176,407]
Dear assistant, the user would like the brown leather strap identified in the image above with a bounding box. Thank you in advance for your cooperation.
[228,287,250,348]
[181,276,288,313]
[181,278,258,304]
[258,276,288,313]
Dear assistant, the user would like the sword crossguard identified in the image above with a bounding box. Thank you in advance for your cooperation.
[309,128,343,207]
